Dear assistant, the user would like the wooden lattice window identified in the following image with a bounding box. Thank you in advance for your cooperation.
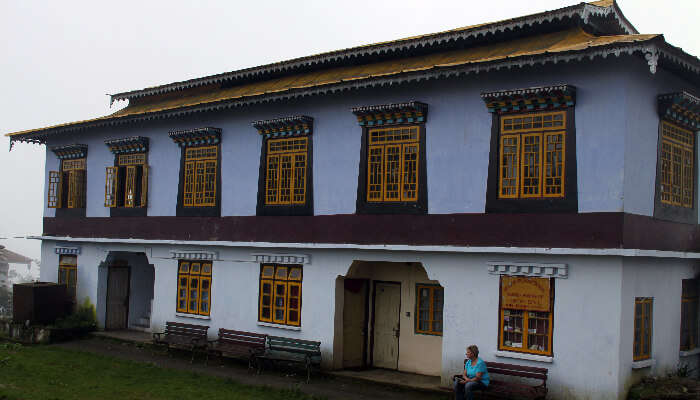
[258,264,302,326]
[498,276,554,356]
[499,111,566,199]
[367,126,420,202]
[265,137,308,205]
[176,260,212,316]
[634,297,653,361]
[183,146,218,207]
[660,122,694,208]
[48,158,86,209]
[681,280,698,351]
[58,255,77,305]
[416,284,444,335]
[105,153,148,208]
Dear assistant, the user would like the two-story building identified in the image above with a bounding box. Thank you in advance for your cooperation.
[6,1,700,398]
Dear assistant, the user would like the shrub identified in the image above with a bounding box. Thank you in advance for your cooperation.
[52,298,97,331]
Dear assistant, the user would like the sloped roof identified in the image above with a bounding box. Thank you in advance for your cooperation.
[0,246,33,265]
[109,0,636,102]
[6,1,699,143]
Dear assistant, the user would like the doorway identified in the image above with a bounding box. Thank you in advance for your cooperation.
[343,279,369,368]
[106,265,130,330]
[372,281,401,369]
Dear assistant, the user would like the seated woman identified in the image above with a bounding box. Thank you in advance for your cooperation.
[454,344,490,400]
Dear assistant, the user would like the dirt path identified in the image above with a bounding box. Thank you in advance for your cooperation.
[53,337,446,400]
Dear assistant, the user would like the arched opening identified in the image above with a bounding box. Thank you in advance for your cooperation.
[334,260,443,376]
[97,251,154,331]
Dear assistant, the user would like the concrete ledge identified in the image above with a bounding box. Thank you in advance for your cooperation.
[494,350,553,363]
[632,359,655,369]
[175,313,211,320]
[680,348,700,357]
[257,322,301,331]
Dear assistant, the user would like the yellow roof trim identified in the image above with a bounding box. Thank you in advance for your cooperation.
[6,28,660,138]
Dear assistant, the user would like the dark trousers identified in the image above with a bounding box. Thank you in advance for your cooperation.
[454,380,486,400]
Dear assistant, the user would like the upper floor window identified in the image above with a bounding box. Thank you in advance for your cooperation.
[499,111,565,199]
[655,92,699,223]
[48,144,88,210]
[482,85,577,213]
[352,101,428,214]
[104,137,149,211]
[254,116,313,216]
[659,121,694,208]
[170,127,221,217]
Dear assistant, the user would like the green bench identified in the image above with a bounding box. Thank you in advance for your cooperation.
[259,335,321,383]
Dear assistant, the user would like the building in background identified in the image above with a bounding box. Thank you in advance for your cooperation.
[5,1,700,398]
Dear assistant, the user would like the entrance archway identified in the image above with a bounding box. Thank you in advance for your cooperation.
[334,261,443,376]
[98,252,154,331]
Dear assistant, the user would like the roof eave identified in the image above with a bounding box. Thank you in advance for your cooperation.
[12,38,689,145]
[109,1,633,103]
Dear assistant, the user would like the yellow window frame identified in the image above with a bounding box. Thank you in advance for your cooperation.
[265,137,308,206]
[58,255,77,304]
[633,297,653,361]
[48,170,62,208]
[176,260,212,316]
[660,122,694,208]
[258,264,302,326]
[366,126,420,203]
[183,146,218,208]
[415,284,444,336]
[498,111,566,200]
[498,277,554,356]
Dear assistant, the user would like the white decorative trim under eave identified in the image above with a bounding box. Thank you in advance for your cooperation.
[31,236,700,259]
[632,359,655,369]
[494,350,553,363]
[54,246,81,255]
[251,253,311,264]
[170,250,218,261]
[257,321,301,331]
[487,262,568,278]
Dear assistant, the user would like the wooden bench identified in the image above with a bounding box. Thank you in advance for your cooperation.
[152,321,209,363]
[452,361,548,399]
[259,335,321,383]
[206,328,266,373]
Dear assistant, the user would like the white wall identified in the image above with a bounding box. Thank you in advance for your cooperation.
[39,239,700,399]
[618,257,700,395]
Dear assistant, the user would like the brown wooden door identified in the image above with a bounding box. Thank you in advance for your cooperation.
[106,266,130,330]
[343,279,368,368]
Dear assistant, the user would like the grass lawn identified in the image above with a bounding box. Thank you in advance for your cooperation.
[0,342,323,400]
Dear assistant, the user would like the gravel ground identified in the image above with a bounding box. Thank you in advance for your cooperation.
[53,337,447,400]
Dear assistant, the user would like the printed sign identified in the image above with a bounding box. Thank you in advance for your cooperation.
[501,276,550,312]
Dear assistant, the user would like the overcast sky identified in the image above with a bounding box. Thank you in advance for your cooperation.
[1,0,699,263]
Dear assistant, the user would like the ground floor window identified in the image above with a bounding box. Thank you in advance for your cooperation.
[415,284,443,335]
[498,276,553,356]
[58,255,77,306]
[258,264,302,326]
[176,260,212,316]
[681,280,697,351]
[634,297,653,360]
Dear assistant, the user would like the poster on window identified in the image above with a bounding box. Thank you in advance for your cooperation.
[501,276,550,312]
